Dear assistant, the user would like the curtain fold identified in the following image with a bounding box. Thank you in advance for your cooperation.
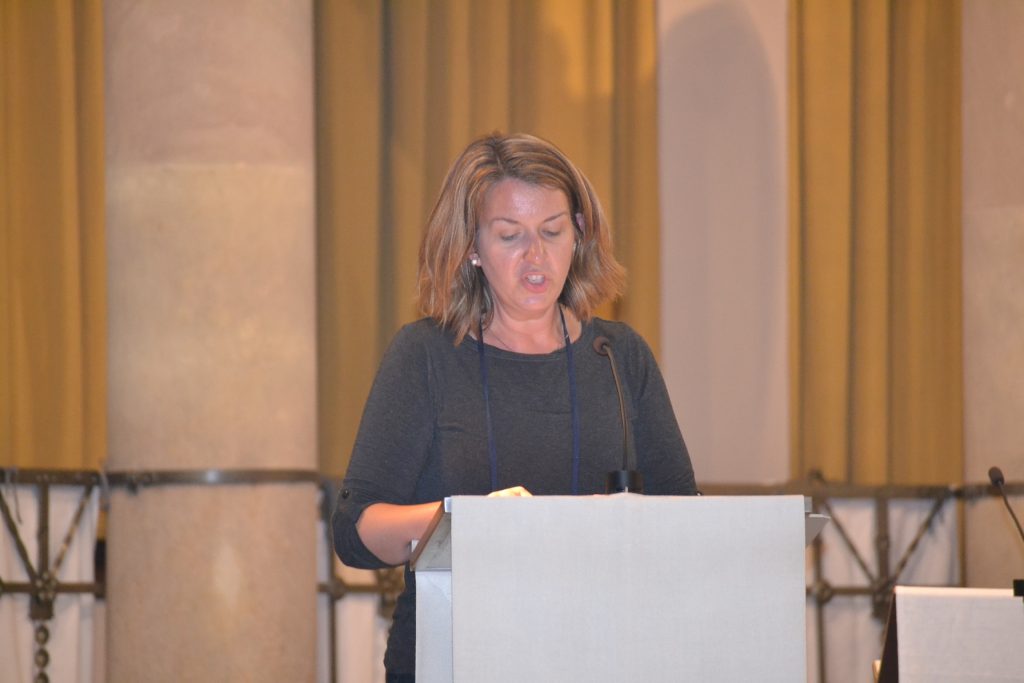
[0,1,106,469]
[790,0,962,485]
[316,0,662,475]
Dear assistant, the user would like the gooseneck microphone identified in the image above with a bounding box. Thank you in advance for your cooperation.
[593,336,643,493]
[988,466,1024,546]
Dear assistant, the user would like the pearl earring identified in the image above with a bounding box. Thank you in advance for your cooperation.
[469,254,481,267]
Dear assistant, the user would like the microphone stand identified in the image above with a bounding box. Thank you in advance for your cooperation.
[593,337,643,494]
[988,466,1024,601]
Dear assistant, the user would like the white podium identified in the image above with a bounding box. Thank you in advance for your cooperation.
[412,494,822,682]
[876,585,1024,682]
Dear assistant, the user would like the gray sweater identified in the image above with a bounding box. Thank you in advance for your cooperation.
[332,317,697,674]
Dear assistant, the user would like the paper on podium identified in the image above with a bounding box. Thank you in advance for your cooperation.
[806,513,828,544]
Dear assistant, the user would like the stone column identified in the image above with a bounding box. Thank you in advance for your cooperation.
[657,0,790,483]
[962,1,1024,587]
[103,1,318,680]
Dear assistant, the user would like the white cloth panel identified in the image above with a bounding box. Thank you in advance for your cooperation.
[0,485,98,683]
[317,508,388,683]
[805,499,959,683]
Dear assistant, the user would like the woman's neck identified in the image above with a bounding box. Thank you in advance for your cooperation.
[485,306,579,354]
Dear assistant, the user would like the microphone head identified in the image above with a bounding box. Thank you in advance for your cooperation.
[593,336,611,356]
[989,466,1005,487]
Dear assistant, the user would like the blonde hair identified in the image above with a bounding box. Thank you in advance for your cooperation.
[417,132,626,343]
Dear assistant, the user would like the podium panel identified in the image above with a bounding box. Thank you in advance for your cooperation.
[878,585,1024,682]
[416,495,809,682]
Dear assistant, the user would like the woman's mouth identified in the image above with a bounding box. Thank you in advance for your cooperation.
[523,273,547,291]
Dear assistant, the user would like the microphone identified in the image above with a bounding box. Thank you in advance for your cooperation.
[593,336,643,494]
[988,466,1024,546]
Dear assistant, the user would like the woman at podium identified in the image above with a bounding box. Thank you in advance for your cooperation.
[332,132,697,682]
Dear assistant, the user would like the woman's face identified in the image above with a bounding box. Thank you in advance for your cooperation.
[474,178,575,324]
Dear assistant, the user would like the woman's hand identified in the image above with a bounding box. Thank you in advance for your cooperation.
[487,485,532,498]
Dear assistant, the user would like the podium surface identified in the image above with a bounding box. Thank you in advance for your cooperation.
[414,494,811,682]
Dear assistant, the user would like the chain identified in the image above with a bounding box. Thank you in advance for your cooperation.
[0,480,97,680]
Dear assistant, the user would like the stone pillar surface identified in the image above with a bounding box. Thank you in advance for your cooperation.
[657,0,790,484]
[962,1,1024,587]
[103,1,318,679]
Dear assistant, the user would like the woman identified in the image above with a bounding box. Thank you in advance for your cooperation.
[332,132,697,681]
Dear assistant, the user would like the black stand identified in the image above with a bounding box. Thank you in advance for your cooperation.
[606,469,643,494]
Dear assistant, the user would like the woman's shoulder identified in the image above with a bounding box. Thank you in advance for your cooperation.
[387,318,458,355]
[394,317,445,339]
[588,317,646,345]
[586,318,657,363]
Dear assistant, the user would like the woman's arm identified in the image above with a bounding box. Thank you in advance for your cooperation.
[355,486,531,565]
[355,501,442,565]
[334,323,439,568]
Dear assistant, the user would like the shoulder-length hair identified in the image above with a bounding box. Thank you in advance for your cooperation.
[417,132,626,343]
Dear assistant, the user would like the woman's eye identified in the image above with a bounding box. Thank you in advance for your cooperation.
[500,233,519,242]
[542,229,563,239]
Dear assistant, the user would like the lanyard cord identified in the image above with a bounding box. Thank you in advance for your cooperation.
[562,306,581,493]
[477,307,581,494]
[477,321,499,492]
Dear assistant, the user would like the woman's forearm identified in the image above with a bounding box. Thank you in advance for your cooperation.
[355,501,441,565]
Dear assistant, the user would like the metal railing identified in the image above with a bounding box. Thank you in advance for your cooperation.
[1,467,1020,682]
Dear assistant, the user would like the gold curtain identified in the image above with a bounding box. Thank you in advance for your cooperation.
[0,1,106,469]
[790,0,963,484]
[315,0,662,475]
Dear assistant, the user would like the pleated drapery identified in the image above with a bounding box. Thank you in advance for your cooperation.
[0,1,106,470]
[2,0,966,490]
[790,0,963,485]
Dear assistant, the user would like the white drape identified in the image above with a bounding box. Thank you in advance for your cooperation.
[0,485,99,683]
[317,497,389,683]
[806,499,959,683]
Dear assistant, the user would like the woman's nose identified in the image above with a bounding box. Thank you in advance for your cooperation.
[524,233,544,262]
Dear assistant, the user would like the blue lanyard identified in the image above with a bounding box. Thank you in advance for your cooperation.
[477,307,581,494]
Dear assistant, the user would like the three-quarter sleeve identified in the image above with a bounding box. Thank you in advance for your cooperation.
[332,323,437,568]
[626,331,698,496]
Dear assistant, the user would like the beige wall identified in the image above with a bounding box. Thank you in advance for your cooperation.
[657,0,790,484]
[962,0,1024,587]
